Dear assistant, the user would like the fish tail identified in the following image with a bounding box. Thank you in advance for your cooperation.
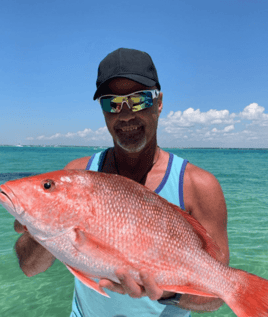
[225,269,268,317]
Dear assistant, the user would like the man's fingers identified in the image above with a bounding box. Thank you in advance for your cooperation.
[116,269,145,298]
[139,270,163,301]
[99,269,164,301]
[99,279,126,295]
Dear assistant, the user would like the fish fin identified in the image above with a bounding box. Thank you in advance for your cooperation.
[72,228,132,267]
[74,228,112,255]
[162,285,217,298]
[66,265,110,298]
[171,204,222,260]
[224,269,268,317]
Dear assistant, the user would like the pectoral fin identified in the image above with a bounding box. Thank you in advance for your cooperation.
[66,265,110,298]
[72,228,130,265]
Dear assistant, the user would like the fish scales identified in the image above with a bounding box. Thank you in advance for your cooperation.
[90,172,220,287]
[0,169,268,316]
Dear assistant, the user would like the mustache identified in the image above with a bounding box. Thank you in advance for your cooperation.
[114,120,143,130]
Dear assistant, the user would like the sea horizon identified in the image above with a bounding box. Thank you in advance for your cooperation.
[1,144,268,150]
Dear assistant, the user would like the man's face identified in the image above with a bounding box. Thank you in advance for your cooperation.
[101,78,163,153]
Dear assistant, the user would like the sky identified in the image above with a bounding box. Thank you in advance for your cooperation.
[1,0,268,148]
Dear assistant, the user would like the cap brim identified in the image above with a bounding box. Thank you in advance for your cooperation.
[93,74,160,100]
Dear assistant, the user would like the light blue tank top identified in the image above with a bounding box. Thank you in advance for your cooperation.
[70,149,191,317]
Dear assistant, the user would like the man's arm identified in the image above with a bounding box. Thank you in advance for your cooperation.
[177,162,230,312]
[14,156,91,276]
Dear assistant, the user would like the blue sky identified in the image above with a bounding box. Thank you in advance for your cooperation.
[1,0,268,148]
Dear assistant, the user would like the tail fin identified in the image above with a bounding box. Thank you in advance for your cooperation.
[224,269,268,317]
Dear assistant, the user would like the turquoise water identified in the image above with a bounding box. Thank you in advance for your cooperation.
[0,146,268,317]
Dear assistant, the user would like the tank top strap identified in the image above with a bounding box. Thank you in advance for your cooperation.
[85,148,110,171]
[155,153,188,210]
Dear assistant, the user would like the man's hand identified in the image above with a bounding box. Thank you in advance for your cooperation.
[14,220,56,277]
[14,219,27,233]
[99,268,175,300]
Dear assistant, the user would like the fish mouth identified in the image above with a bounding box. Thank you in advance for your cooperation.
[0,184,24,216]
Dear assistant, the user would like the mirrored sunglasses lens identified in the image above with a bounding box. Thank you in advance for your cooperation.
[100,91,155,113]
[101,98,121,113]
[131,92,153,112]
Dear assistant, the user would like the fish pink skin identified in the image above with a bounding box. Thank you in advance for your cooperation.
[0,169,268,316]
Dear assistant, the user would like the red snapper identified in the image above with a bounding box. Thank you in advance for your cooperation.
[0,169,268,317]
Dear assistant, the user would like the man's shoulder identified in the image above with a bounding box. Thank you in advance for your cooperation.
[183,162,225,217]
[64,156,91,170]
[184,162,220,190]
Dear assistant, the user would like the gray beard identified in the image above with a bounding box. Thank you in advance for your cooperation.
[115,136,147,153]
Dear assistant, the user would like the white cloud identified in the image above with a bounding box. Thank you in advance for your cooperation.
[158,103,268,148]
[160,108,237,132]
[27,127,112,145]
[211,125,235,133]
[65,128,93,138]
[239,103,266,120]
[239,103,268,127]
[95,127,108,135]
[36,133,62,140]
[224,125,235,132]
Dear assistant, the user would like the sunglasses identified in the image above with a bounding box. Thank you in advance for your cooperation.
[98,89,160,114]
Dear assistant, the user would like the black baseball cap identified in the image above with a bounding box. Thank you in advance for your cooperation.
[93,48,161,100]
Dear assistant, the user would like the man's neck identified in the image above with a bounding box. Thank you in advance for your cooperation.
[113,140,159,184]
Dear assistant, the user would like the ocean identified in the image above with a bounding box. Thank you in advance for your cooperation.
[0,146,267,317]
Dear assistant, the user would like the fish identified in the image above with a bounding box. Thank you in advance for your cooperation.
[0,169,268,317]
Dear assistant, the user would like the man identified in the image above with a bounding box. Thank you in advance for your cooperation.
[14,48,229,316]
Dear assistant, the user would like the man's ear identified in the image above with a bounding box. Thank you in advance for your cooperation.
[158,92,163,116]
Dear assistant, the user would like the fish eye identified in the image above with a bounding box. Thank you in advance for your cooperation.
[43,180,55,190]
[44,182,51,189]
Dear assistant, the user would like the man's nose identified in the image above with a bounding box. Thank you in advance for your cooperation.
[121,100,131,110]
[118,101,135,121]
